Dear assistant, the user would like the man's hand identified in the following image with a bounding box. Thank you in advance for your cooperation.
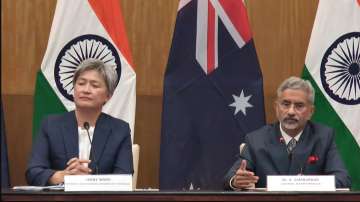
[232,160,259,189]
[48,157,92,185]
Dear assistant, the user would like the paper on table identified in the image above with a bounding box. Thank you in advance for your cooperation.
[13,184,64,191]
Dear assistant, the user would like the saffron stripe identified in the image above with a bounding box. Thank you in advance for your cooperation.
[88,0,134,68]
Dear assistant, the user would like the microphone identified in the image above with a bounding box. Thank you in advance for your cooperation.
[279,137,285,144]
[83,122,99,174]
[240,143,247,156]
[279,136,293,160]
[237,143,255,169]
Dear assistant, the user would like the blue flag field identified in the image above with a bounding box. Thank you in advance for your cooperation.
[160,0,265,190]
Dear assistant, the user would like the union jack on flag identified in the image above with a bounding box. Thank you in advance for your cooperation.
[194,0,252,74]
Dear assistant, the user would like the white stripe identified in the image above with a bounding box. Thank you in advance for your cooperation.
[178,0,192,11]
[214,13,219,69]
[196,0,208,74]
[210,0,246,49]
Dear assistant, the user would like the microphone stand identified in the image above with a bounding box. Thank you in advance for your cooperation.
[83,122,99,174]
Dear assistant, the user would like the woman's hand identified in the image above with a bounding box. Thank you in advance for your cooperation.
[48,157,92,185]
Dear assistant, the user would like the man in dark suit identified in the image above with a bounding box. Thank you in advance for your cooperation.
[224,76,351,190]
[26,59,133,186]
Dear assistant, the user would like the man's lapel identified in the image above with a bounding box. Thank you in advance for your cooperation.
[289,122,316,174]
[265,123,290,174]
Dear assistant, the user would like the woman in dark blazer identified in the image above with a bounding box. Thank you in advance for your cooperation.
[26,59,133,186]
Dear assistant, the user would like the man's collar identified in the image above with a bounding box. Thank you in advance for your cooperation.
[279,122,302,144]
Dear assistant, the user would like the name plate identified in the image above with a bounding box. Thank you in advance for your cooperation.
[64,174,132,191]
[267,175,335,191]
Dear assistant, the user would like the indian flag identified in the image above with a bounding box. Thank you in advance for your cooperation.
[302,0,360,190]
[32,0,136,141]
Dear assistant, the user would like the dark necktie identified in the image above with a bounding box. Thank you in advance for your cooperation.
[287,138,297,154]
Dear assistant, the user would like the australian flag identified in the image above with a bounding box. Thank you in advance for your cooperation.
[1,100,10,188]
[159,0,266,190]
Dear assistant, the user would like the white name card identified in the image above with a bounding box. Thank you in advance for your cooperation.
[64,174,132,192]
[267,175,335,191]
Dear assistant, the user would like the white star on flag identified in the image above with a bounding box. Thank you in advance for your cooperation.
[229,90,253,115]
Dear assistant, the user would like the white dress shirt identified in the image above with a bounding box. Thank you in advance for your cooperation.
[279,123,302,144]
[78,126,94,167]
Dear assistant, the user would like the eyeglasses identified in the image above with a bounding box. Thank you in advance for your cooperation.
[277,100,308,113]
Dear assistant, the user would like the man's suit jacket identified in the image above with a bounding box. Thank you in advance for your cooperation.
[224,121,351,189]
[26,111,133,186]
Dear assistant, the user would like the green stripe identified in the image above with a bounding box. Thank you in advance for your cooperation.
[32,71,67,138]
[302,66,360,190]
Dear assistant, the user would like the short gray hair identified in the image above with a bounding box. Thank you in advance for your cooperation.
[73,59,118,96]
[277,76,315,104]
